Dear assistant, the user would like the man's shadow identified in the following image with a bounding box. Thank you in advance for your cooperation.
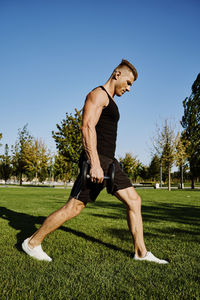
[0,207,133,257]
[0,207,45,251]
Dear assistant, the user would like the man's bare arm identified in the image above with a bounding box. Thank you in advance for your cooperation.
[81,88,108,183]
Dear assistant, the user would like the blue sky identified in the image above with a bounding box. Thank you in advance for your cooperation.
[0,0,200,165]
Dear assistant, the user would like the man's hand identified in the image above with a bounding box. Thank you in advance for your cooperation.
[89,165,104,184]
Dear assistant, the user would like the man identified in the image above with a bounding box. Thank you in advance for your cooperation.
[22,59,168,264]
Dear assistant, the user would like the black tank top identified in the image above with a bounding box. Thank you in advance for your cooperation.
[95,86,120,158]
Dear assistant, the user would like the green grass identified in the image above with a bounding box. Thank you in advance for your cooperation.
[0,187,199,300]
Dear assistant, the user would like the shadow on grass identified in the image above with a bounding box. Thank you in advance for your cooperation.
[0,207,45,251]
[91,200,200,224]
[0,207,133,257]
[142,203,200,227]
[86,200,200,241]
[61,226,133,257]
[0,195,199,257]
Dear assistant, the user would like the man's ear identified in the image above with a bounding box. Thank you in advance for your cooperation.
[113,70,121,80]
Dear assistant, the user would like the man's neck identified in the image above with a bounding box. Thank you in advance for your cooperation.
[103,78,116,99]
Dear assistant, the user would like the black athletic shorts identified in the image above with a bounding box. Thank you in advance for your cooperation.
[70,153,132,204]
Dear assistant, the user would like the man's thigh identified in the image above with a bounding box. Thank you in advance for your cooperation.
[70,173,104,204]
[112,158,133,195]
[70,154,113,204]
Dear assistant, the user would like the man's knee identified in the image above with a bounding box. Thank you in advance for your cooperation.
[63,197,85,216]
[127,194,141,210]
[115,187,142,210]
[122,189,142,210]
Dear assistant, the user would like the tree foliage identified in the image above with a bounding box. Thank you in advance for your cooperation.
[175,132,188,168]
[153,120,176,190]
[53,154,73,183]
[0,133,2,147]
[23,138,50,182]
[138,165,149,181]
[119,153,141,182]
[174,132,189,188]
[11,124,33,185]
[11,125,50,184]
[52,109,82,177]
[148,154,160,181]
[181,73,200,188]
[0,144,12,183]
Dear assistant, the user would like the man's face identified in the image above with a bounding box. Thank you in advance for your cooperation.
[115,70,135,97]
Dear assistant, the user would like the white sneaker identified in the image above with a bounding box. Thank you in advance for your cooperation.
[134,251,168,264]
[22,238,52,262]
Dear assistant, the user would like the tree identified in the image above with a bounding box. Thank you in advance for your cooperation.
[36,139,50,183]
[11,124,33,185]
[24,138,50,183]
[175,132,189,189]
[0,144,12,183]
[52,109,82,177]
[0,133,2,147]
[119,153,140,182]
[153,120,176,191]
[53,153,73,183]
[148,154,160,182]
[138,165,149,181]
[181,73,200,188]
[47,155,55,182]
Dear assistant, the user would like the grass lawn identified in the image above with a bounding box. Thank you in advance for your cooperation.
[0,187,199,300]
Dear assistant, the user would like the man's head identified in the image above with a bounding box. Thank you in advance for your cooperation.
[112,59,138,97]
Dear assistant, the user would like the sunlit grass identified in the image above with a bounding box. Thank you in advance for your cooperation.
[0,187,199,299]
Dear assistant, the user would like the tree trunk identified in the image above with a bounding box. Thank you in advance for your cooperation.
[160,164,162,189]
[168,166,171,191]
[180,164,184,189]
[190,164,195,189]
[20,172,23,186]
[36,171,38,185]
[191,175,195,189]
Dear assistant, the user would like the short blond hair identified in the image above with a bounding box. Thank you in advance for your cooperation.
[116,59,138,81]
